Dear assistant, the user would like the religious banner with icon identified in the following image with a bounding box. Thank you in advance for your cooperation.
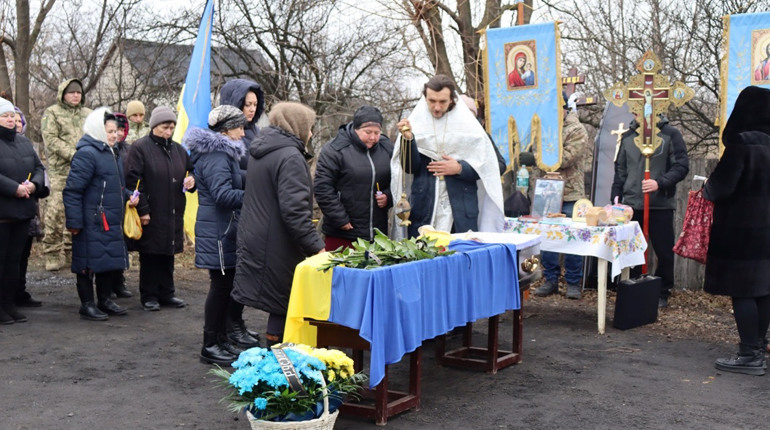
[483,23,563,172]
[720,11,770,150]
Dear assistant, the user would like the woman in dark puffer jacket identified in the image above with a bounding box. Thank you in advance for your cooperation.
[186,106,260,365]
[314,106,393,250]
[64,107,139,321]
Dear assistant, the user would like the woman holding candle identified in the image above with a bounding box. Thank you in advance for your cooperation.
[0,97,46,324]
[314,105,393,249]
[125,106,195,311]
[63,107,139,320]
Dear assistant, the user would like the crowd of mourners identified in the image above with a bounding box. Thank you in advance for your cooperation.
[1,75,769,376]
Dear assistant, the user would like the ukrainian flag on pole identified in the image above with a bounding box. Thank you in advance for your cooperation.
[174,0,215,243]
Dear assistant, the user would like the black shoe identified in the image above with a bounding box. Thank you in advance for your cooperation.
[715,351,765,376]
[658,297,669,308]
[159,296,187,308]
[98,299,127,316]
[0,308,15,325]
[227,320,261,349]
[219,333,245,356]
[79,301,109,321]
[142,300,161,311]
[113,285,133,298]
[16,296,42,307]
[200,331,238,366]
[2,304,27,323]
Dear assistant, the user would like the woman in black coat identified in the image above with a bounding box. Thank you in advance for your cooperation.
[0,97,46,324]
[703,86,770,375]
[314,106,393,249]
[185,105,259,365]
[232,102,325,346]
[64,107,139,320]
[125,106,195,311]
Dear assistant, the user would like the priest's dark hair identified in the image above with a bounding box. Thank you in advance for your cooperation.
[423,74,457,112]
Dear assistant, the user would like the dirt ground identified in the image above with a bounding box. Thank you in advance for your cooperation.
[2,251,770,430]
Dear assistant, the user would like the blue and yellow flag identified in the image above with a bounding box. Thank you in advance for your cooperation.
[720,11,770,150]
[174,0,215,243]
[483,23,563,172]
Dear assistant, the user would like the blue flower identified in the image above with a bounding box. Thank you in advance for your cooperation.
[253,397,268,410]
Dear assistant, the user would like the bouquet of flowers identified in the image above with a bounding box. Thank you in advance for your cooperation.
[211,345,366,425]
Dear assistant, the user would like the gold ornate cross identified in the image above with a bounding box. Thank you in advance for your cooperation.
[603,51,693,156]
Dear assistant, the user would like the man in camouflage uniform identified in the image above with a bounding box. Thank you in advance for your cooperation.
[125,100,149,144]
[533,98,590,299]
[41,79,91,271]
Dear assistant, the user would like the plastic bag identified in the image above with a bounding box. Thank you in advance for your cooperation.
[673,189,713,264]
[123,201,142,240]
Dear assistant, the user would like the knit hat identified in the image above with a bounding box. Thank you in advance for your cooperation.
[64,81,83,94]
[208,105,247,132]
[353,105,383,129]
[268,102,316,146]
[149,106,177,129]
[0,97,14,116]
[113,112,129,142]
[126,100,145,118]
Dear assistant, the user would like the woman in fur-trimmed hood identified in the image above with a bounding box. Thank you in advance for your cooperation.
[185,105,261,365]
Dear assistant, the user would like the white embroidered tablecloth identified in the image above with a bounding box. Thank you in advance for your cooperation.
[503,218,647,278]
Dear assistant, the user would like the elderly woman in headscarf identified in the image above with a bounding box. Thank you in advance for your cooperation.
[63,107,139,320]
[233,102,325,346]
[0,97,46,324]
[125,106,195,312]
[185,105,259,366]
[703,86,770,375]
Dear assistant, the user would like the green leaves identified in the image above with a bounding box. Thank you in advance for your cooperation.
[318,228,454,271]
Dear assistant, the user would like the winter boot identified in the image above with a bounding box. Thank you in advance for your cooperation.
[0,281,26,322]
[200,331,237,366]
[76,273,108,321]
[96,274,127,316]
[112,271,133,298]
[533,281,558,297]
[226,318,261,349]
[715,348,766,376]
[44,254,61,271]
[79,301,108,321]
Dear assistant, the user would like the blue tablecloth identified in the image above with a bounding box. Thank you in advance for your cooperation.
[328,240,520,388]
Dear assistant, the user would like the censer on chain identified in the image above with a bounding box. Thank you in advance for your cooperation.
[395,124,412,227]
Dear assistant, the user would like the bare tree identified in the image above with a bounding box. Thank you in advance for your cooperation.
[386,0,532,97]
[211,0,415,146]
[541,0,765,154]
[0,0,56,114]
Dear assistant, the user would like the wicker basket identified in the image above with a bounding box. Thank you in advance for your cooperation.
[246,374,339,430]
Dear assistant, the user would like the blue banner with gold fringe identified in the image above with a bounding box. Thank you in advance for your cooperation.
[720,11,770,149]
[483,23,562,172]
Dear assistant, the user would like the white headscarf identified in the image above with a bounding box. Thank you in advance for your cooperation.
[83,106,113,144]
[390,95,504,237]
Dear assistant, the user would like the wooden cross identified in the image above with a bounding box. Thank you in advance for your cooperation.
[561,67,596,107]
[610,122,629,162]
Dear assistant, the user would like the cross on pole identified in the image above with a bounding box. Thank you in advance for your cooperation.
[561,67,596,107]
[602,50,694,273]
